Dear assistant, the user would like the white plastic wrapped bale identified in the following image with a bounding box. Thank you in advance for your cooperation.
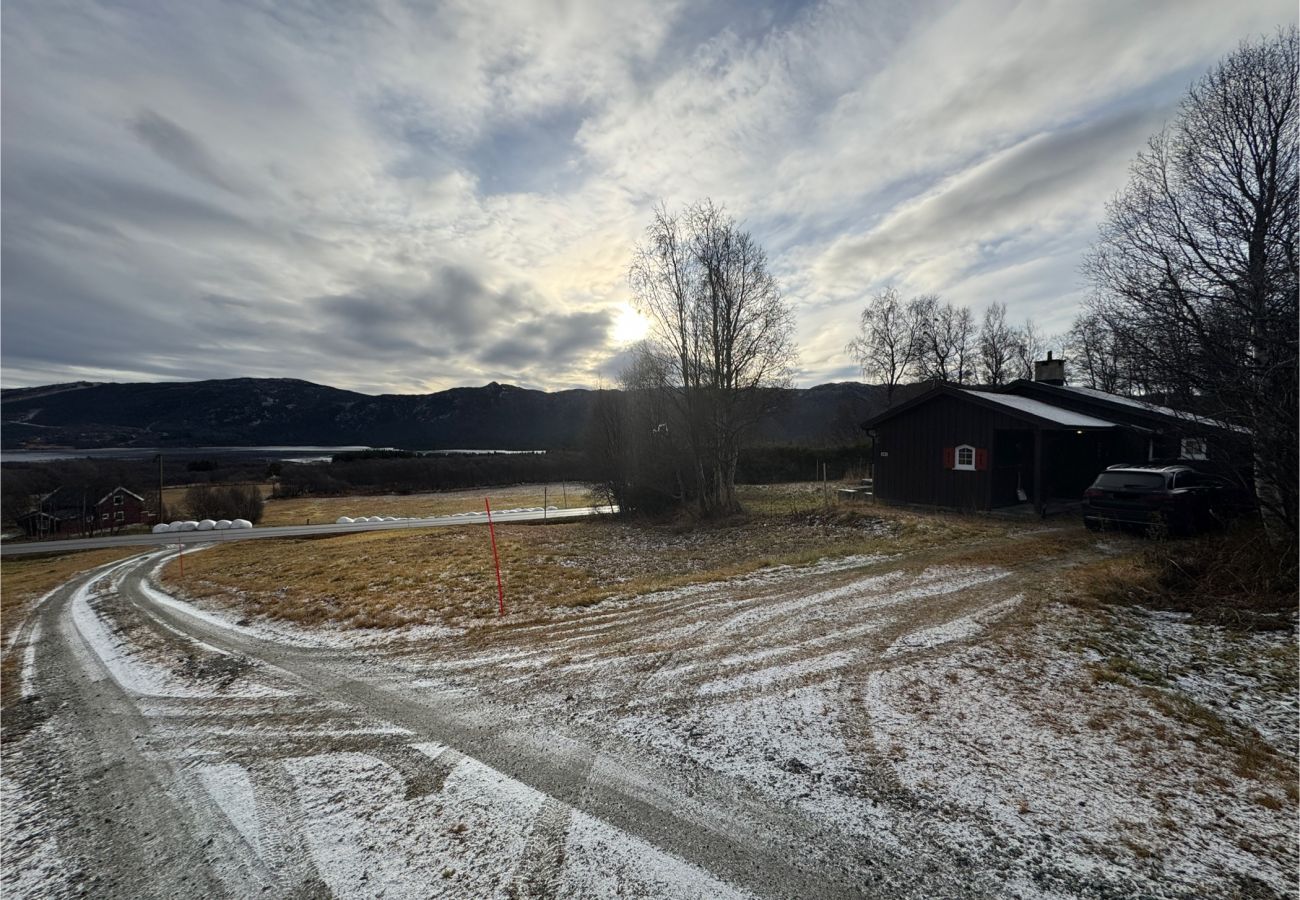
[152,523,170,534]
[181,521,200,531]
[197,519,217,531]
[168,521,186,532]
[231,519,253,529]
[336,516,354,525]
[215,519,232,530]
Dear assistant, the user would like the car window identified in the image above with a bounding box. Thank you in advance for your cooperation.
[1173,472,1201,488]
[1096,472,1166,490]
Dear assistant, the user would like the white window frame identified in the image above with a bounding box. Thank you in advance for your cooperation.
[954,444,976,471]
[114,510,125,522]
[1180,438,1207,460]
[114,493,125,506]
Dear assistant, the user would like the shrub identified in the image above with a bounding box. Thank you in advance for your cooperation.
[1090,525,1297,630]
[184,484,265,524]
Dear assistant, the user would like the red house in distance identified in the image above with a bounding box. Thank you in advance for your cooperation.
[16,486,153,538]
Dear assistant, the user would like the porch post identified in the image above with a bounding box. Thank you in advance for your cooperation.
[1033,427,1044,518]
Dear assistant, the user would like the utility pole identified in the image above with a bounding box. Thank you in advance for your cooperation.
[156,453,164,526]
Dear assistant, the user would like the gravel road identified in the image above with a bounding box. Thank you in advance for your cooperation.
[4,537,1288,898]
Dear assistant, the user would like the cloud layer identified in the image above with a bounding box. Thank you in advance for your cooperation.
[2,0,1292,393]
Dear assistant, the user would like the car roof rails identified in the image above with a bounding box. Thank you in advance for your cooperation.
[1105,462,1190,472]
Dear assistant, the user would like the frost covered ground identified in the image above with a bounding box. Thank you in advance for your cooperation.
[2,526,1296,899]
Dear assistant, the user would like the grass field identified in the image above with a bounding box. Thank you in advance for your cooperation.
[162,482,594,526]
[156,483,1069,630]
[258,483,595,526]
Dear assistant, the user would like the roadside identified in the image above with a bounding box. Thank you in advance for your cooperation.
[3,488,1295,898]
[0,547,146,705]
[257,483,595,526]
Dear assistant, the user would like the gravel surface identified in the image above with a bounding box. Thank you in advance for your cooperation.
[2,538,1294,898]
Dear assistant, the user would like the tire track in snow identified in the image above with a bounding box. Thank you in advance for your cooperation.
[243,759,335,898]
[123,558,873,899]
[508,798,573,899]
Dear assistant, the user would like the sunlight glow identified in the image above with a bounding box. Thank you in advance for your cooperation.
[611,305,650,344]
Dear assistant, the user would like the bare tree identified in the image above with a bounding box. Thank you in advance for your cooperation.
[1066,309,1124,393]
[185,484,265,523]
[845,286,921,405]
[912,296,975,384]
[1013,318,1047,381]
[629,200,796,516]
[952,306,977,385]
[978,302,1019,385]
[1084,28,1298,535]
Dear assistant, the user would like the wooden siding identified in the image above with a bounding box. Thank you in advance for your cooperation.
[870,394,1025,510]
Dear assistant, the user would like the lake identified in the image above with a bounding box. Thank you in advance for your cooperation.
[0,446,376,463]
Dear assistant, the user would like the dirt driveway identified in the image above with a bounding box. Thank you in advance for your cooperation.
[2,533,1294,898]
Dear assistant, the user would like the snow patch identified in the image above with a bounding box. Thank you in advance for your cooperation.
[197,764,261,854]
[561,808,753,899]
[883,594,1024,657]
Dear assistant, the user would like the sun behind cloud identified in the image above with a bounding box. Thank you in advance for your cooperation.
[610,304,649,345]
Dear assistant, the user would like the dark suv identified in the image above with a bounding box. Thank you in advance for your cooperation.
[1082,464,1252,534]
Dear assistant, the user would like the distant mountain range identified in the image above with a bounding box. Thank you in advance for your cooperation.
[0,378,911,451]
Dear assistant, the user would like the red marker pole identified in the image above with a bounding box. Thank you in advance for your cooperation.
[485,498,505,616]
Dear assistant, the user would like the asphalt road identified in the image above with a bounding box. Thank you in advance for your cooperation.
[0,505,616,557]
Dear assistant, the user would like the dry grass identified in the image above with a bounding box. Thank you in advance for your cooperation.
[159,484,1019,631]
[1,547,144,705]
[258,483,594,527]
[1077,525,1298,631]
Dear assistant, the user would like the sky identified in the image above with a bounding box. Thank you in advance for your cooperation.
[2,0,1293,395]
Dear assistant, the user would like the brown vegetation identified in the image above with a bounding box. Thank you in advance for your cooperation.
[159,485,1006,631]
[1078,525,1298,630]
[258,483,594,526]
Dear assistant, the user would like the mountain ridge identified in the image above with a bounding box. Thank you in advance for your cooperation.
[0,377,901,450]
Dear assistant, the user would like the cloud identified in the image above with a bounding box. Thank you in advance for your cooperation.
[480,311,612,367]
[1,0,1294,393]
[812,103,1166,291]
[129,109,251,196]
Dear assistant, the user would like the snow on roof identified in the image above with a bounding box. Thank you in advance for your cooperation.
[96,486,146,505]
[962,391,1119,428]
[1051,385,1245,433]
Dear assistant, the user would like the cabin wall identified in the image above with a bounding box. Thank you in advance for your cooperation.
[870,395,1024,510]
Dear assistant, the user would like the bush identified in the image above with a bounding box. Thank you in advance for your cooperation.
[1091,525,1297,630]
[184,484,265,524]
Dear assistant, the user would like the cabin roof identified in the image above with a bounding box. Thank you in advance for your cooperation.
[960,390,1119,428]
[861,382,1135,431]
[1006,381,1246,433]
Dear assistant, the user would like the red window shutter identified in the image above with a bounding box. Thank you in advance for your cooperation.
[943,446,954,469]
[975,448,988,471]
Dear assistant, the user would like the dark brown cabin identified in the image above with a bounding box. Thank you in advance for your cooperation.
[862,367,1246,514]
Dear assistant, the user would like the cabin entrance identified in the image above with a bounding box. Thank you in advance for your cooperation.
[992,429,1034,507]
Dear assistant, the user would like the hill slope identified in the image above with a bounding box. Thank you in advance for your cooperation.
[0,378,906,450]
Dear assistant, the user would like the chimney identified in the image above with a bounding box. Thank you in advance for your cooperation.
[1034,351,1065,386]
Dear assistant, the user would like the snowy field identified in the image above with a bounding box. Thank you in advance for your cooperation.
[2,533,1295,899]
